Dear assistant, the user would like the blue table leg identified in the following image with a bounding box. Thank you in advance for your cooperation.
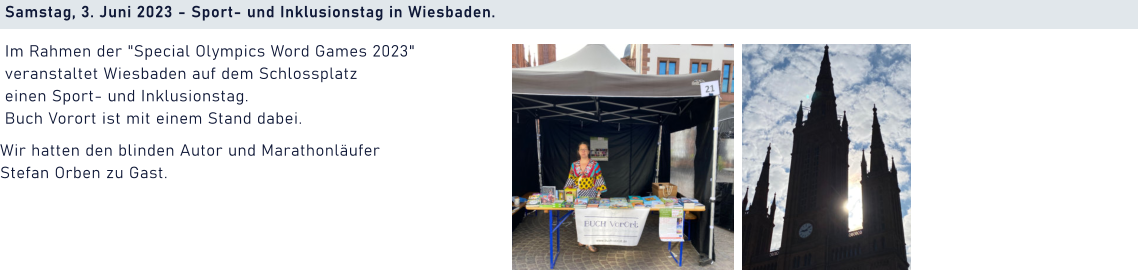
[545,210,574,269]
[556,211,561,257]
[548,211,554,269]
[667,218,686,267]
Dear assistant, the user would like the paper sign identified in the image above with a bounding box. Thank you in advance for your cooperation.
[659,208,685,242]
[700,80,720,97]
[589,137,609,161]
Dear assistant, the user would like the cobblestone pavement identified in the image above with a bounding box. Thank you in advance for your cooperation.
[512,210,734,270]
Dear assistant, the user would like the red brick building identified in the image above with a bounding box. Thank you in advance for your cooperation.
[512,44,555,68]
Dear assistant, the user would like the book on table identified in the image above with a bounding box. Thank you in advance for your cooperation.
[574,197,590,208]
[610,198,630,209]
[540,186,557,203]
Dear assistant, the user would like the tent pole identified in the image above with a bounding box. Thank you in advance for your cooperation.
[654,124,663,183]
[708,94,720,263]
[536,119,543,187]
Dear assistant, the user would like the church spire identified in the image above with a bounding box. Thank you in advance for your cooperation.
[758,143,772,189]
[756,144,774,216]
[742,186,751,214]
[891,157,898,175]
[768,193,777,219]
[842,111,849,133]
[796,101,804,127]
[807,45,838,127]
[764,144,772,166]
[870,104,889,174]
[818,45,832,85]
[861,149,868,178]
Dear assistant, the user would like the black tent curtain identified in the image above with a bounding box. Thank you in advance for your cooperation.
[539,120,657,197]
[658,97,717,261]
[512,112,539,230]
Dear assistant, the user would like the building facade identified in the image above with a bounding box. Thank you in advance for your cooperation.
[621,44,735,107]
[744,46,909,270]
[511,44,555,68]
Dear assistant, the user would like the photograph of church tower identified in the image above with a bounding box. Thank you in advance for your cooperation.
[740,45,911,270]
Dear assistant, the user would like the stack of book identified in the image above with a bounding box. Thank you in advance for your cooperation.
[528,194,541,206]
[541,193,558,204]
[599,198,611,209]
[661,197,677,207]
[629,196,644,208]
[587,199,600,208]
[574,197,590,209]
[643,196,663,207]
[680,198,700,209]
[610,198,630,209]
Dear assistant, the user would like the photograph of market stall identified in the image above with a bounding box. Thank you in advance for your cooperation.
[511,44,735,270]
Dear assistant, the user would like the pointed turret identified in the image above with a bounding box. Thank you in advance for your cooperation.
[861,149,868,178]
[764,144,772,167]
[870,104,889,174]
[757,144,772,191]
[768,194,777,219]
[742,186,751,214]
[842,111,849,133]
[891,157,898,175]
[796,101,804,127]
[750,143,772,218]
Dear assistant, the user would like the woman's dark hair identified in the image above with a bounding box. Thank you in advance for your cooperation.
[577,141,589,159]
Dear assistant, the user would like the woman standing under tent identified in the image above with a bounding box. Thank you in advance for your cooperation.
[565,141,606,253]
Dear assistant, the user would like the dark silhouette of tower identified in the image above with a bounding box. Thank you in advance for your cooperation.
[744,45,909,270]
[743,144,776,268]
[857,105,909,269]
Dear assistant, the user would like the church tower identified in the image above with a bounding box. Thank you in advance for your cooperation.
[777,45,851,270]
[744,45,909,270]
[858,105,910,269]
[743,144,777,267]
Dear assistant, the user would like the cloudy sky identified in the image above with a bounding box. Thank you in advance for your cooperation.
[741,44,911,264]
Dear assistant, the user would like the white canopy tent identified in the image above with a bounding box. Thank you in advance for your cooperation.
[513,44,720,97]
[512,44,723,264]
